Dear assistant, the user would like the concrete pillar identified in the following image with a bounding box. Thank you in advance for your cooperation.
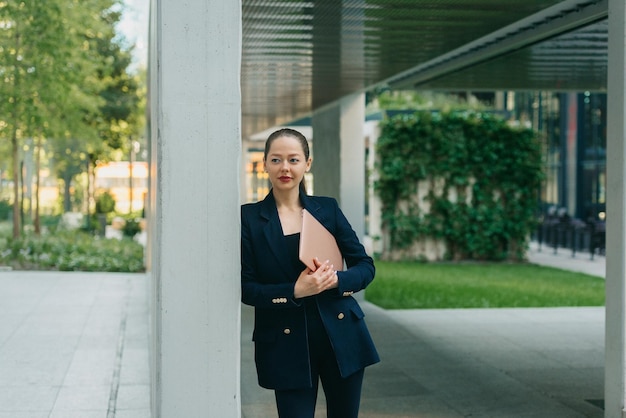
[605,0,626,416]
[311,104,341,200]
[148,1,241,417]
[339,93,366,240]
[311,93,366,240]
[365,120,382,255]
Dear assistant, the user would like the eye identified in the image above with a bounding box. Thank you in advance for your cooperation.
[270,158,280,164]
[289,158,300,163]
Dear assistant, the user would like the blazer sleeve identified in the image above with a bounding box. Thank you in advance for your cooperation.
[240,205,300,309]
[329,199,376,297]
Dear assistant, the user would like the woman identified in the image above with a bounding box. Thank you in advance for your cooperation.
[241,128,380,418]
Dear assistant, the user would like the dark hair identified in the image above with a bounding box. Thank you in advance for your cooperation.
[264,128,310,194]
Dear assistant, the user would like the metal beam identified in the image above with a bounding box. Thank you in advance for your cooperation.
[387,0,607,90]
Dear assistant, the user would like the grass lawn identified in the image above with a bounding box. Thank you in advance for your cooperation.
[365,261,605,309]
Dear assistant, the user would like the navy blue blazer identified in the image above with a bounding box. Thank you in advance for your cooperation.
[241,190,380,390]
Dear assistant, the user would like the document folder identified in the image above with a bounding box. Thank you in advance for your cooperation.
[299,209,344,272]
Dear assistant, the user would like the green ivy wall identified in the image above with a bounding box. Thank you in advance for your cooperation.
[375,111,543,261]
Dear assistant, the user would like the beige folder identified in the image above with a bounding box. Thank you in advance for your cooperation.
[299,209,344,271]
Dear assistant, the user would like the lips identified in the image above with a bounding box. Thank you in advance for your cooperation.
[278,176,292,182]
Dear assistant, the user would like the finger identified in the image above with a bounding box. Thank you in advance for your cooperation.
[319,267,332,280]
[328,273,339,289]
[314,263,330,277]
[327,266,335,278]
[322,269,336,284]
[321,276,337,291]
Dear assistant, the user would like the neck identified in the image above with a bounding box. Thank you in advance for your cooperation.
[273,188,301,210]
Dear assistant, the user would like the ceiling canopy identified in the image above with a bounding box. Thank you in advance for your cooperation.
[241,0,608,137]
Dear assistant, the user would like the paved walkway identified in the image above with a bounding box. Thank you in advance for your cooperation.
[526,241,605,279]
[0,272,150,418]
[243,305,604,418]
[0,245,606,417]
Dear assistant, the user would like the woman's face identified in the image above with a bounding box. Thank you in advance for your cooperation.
[264,135,311,192]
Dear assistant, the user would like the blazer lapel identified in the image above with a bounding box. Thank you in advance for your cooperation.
[260,192,295,280]
[301,192,327,228]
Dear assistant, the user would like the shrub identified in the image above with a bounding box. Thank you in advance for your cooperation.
[122,217,141,237]
[0,200,11,221]
[95,191,116,214]
[0,229,145,272]
[40,214,62,232]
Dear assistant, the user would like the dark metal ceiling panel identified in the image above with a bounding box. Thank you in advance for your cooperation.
[387,0,607,89]
[413,19,608,91]
[241,0,608,137]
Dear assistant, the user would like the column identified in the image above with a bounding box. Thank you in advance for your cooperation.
[605,0,626,416]
[311,104,341,200]
[311,94,366,240]
[148,0,241,417]
[339,93,366,240]
[365,120,382,255]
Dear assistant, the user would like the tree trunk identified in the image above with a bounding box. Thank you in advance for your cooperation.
[129,144,134,214]
[63,173,72,213]
[34,136,41,234]
[85,159,91,232]
[11,134,20,238]
[11,22,21,238]
[20,160,25,231]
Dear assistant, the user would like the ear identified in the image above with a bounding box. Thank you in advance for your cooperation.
[305,157,312,172]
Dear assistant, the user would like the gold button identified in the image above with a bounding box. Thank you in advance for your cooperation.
[337,313,345,320]
[283,328,291,335]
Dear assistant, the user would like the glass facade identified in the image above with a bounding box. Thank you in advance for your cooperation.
[578,92,607,222]
[505,91,606,223]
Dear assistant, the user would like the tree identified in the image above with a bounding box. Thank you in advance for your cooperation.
[0,0,139,236]
[94,11,141,152]
[0,0,105,236]
[91,4,143,216]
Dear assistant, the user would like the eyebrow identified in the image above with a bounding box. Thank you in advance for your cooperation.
[269,153,302,157]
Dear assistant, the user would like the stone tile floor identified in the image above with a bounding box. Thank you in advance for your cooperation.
[0,272,149,418]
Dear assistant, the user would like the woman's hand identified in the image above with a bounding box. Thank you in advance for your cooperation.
[293,257,338,299]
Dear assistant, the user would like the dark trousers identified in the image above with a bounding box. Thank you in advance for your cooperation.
[274,306,364,418]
